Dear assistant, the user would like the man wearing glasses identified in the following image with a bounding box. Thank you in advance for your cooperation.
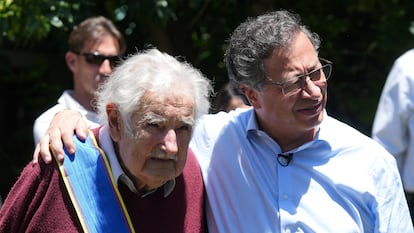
[35,10,412,232]
[32,16,126,144]
[191,10,411,232]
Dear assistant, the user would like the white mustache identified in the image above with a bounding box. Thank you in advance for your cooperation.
[152,153,178,161]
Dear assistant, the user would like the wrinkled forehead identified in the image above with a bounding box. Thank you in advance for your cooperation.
[137,90,195,120]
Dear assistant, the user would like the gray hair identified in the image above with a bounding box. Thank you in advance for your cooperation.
[224,10,321,90]
[95,48,213,135]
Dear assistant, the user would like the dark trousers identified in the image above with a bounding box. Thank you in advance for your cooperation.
[406,192,414,225]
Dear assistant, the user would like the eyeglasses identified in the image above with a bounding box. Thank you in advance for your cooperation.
[265,58,333,96]
[71,50,122,69]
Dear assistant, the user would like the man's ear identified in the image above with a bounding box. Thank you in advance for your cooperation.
[65,51,78,73]
[240,84,260,108]
[107,103,122,141]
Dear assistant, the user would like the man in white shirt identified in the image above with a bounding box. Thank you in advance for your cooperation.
[33,16,126,144]
[372,49,414,222]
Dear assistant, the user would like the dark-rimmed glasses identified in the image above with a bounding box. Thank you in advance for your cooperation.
[266,58,333,96]
[71,51,122,69]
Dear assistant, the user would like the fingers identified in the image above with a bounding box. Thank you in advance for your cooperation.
[74,117,89,141]
[32,144,41,164]
[48,127,66,162]
[48,109,84,155]
[59,110,89,141]
[37,134,54,164]
[35,109,88,164]
[58,113,89,154]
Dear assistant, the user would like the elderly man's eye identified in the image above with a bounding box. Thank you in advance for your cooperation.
[284,79,300,87]
[147,123,161,129]
[177,124,192,132]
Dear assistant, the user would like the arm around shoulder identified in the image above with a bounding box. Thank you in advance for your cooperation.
[34,109,89,164]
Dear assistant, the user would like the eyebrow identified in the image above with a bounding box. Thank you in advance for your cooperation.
[139,112,194,127]
[286,59,321,77]
[181,118,195,127]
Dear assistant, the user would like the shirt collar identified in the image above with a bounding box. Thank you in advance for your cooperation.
[246,108,259,132]
[98,126,176,197]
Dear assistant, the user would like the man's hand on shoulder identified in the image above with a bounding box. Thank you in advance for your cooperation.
[32,109,89,164]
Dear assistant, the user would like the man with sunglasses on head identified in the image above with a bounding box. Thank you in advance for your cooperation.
[35,10,412,232]
[32,16,126,144]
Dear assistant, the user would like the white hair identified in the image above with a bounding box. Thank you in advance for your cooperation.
[94,48,213,134]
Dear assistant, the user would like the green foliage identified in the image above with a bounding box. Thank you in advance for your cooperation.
[0,0,81,46]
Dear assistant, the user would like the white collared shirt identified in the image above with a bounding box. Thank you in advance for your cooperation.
[372,49,414,192]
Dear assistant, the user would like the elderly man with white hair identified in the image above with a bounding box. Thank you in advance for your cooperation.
[0,48,212,233]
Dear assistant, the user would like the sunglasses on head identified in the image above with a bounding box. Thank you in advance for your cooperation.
[71,50,122,69]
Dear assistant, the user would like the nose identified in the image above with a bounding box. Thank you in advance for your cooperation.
[301,76,321,98]
[99,59,112,76]
[161,129,178,155]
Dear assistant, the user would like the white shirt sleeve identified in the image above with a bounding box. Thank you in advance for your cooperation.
[372,51,414,169]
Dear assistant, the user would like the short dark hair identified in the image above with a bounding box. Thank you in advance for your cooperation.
[68,16,126,55]
[224,10,320,90]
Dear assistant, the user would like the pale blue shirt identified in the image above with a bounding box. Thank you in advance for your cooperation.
[372,49,414,192]
[190,108,413,233]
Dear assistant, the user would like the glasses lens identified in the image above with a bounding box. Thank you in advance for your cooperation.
[308,68,322,81]
[283,79,303,95]
[84,53,105,65]
[322,64,332,80]
[108,56,121,69]
[283,64,331,95]
[83,53,121,68]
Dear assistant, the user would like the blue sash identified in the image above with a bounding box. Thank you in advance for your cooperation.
[54,130,135,233]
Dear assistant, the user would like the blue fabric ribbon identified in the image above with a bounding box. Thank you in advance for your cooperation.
[55,131,135,233]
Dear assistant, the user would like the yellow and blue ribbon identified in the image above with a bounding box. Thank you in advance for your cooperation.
[54,130,135,233]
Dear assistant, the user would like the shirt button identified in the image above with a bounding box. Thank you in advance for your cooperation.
[283,194,289,200]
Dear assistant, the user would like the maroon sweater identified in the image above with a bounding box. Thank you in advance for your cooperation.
[0,134,206,233]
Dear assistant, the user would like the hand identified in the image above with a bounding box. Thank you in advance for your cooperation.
[32,110,89,164]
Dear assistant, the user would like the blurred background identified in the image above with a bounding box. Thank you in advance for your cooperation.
[1,0,414,199]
